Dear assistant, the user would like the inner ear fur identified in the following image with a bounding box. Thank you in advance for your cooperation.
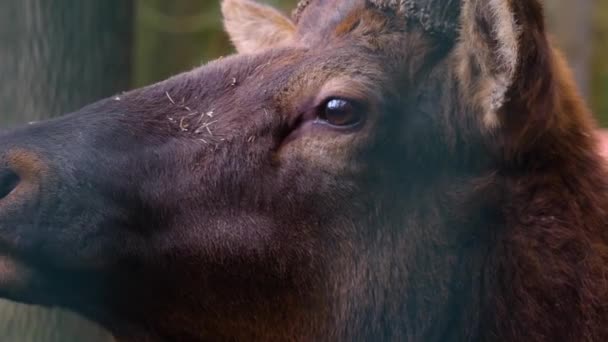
[456,0,551,130]
[222,0,296,54]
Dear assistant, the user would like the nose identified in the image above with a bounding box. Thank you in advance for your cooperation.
[0,168,20,200]
[0,149,45,204]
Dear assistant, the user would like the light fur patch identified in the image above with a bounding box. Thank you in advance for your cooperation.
[459,0,521,130]
[488,0,520,82]
[222,0,296,54]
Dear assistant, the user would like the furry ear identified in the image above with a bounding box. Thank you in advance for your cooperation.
[456,0,548,129]
[222,0,296,54]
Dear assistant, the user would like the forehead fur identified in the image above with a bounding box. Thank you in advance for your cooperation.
[294,0,461,38]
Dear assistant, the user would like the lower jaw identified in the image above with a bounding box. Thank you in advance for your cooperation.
[0,254,74,308]
[0,255,34,298]
[0,257,147,338]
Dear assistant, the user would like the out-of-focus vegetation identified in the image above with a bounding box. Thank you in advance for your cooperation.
[133,0,293,87]
[592,0,608,126]
[545,0,608,125]
[0,1,606,341]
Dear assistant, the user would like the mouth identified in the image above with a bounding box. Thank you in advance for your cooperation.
[0,252,79,308]
[0,250,119,321]
[0,253,121,337]
[0,254,37,304]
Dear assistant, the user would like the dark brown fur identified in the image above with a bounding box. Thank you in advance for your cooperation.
[0,0,607,341]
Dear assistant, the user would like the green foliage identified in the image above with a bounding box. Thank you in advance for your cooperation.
[133,0,296,87]
[134,0,230,87]
[592,0,608,125]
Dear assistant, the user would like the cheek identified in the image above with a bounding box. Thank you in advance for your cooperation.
[279,133,365,174]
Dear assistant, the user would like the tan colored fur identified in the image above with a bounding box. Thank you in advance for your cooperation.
[457,0,521,130]
[222,0,296,54]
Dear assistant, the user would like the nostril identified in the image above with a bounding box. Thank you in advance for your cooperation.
[0,168,20,200]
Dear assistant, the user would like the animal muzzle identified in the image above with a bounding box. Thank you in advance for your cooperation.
[0,135,49,300]
[0,130,54,256]
[0,167,20,201]
[0,121,114,306]
[0,148,46,207]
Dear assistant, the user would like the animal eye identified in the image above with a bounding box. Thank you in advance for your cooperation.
[318,98,363,127]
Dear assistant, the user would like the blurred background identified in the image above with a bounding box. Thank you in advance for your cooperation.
[0,0,606,340]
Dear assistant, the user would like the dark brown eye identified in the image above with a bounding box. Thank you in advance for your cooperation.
[318,98,362,127]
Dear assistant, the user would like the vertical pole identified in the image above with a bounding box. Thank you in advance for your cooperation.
[0,0,133,127]
[0,0,133,340]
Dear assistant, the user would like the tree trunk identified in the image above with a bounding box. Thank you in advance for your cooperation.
[0,0,132,340]
[0,0,133,128]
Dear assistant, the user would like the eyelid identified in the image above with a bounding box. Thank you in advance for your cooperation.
[314,93,367,110]
[315,97,367,118]
[312,77,376,108]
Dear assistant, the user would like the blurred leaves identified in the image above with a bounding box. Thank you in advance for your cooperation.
[134,0,229,87]
[133,0,296,87]
[592,0,608,125]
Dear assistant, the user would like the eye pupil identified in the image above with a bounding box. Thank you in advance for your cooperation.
[321,98,360,127]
